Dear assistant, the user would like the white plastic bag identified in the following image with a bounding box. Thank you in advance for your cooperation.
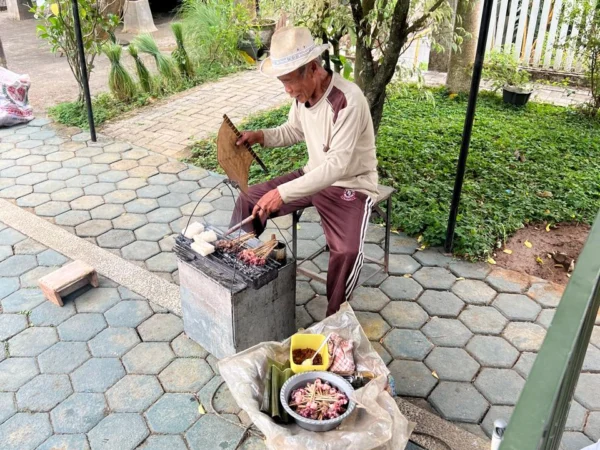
[0,67,34,127]
[218,303,414,450]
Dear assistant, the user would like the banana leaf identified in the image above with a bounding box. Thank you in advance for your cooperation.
[260,358,293,423]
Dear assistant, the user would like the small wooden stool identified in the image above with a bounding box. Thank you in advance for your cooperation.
[38,260,98,306]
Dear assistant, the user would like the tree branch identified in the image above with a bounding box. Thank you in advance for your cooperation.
[406,0,447,35]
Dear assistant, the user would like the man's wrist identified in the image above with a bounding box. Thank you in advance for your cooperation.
[257,130,265,147]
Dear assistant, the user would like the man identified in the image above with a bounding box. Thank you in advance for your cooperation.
[231,26,378,316]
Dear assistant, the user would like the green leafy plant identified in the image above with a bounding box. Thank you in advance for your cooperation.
[104,43,137,102]
[33,0,120,102]
[171,22,195,78]
[483,49,532,92]
[133,34,180,85]
[128,43,153,93]
[189,88,600,257]
[179,0,253,66]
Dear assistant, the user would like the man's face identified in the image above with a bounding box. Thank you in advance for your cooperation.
[278,63,317,104]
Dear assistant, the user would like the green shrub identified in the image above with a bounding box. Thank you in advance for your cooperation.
[188,88,600,258]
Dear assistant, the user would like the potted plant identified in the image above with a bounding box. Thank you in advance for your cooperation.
[484,49,533,106]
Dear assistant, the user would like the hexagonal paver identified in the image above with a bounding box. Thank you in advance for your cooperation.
[474,368,525,405]
[99,170,129,183]
[172,334,209,358]
[381,301,428,329]
[105,142,132,153]
[486,268,530,293]
[75,219,112,237]
[0,184,32,199]
[449,261,492,280]
[145,393,200,433]
[58,313,107,341]
[16,193,50,207]
[20,266,57,288]
[34,180,65,194]
[1,288,46,313]
[117,178,147,190]
[585,411,600,441]
[348,287,390,312]
[88,327,141,357]
[575,374,600,410]
[16,172,47,186]
[388,360,437,397]
[123,342,176,374]
[63,157,91,168]
[72,287,121,313]
[481,405,514,437]
[113,213,148,230]
[179,167,208,181]
[0,392,16,426]
[536,309,556,329]
[422,318,473,347]
[88,413,149,450]
[8,327,58,357]
[29,301,76,326]
[0,314,28,341]
[180,201,214,217]
[70,195,104,211]
[111,160,139,171]
[148,173,178,185]
[147,208,183,224]
[466,335,519,368]
[36,435,90,450]
[513,352,537,379]
[493,293,541,321]
[103,190,137,205]
[134,223,172,241]
[121,241,160,261]
[185,414,245,450]
[103,301,152,328]
[0,412,52,450]
[388,254,421,275]
[145,252,178,273]
[138,314,183,341]
[458,306,508,335]
[561,432,594,450]
[106,375,163,412]
[452,280,497,305]
[159,358,213,392]
[92,152,120,164]
[90,203,125,220]
[12,239,45,256]
[75,146,101,157]
[140,155,168,166]
[527,282,564,308]
[382,329,433,360]
[48,168,79,181]
[51,187,84,202]
[425,347,480,382]
[503,322,547,351]
[565,401,588,433]
[46,150,75,162]
[417,290,465,317]
[66,175,98,188]
[137,185,170,199]
[0,228,26,246]
[0,255,37,277]
[379,276,423,301]
[355,311,391,340]
[96,229,135,249]
[16,374,72,412]
[412,267,457,290]
[128,166,158,178]
[429,382,489,423]
[38,341,90,374]
[158,193,190,208]
[0,245,12,264]
[138,435,187,450]
[54,210,93,227]
[50,393,107,433]
[0,358,39,391]
[71,358,125,393]
[159,161,188,174]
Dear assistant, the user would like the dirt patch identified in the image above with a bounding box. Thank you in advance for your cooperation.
[493,223,590,285]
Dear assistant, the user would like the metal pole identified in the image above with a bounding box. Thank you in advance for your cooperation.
[71,0,97,142]
[444,0,495,252]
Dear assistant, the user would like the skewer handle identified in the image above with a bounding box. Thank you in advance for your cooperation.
[224,215,255,237]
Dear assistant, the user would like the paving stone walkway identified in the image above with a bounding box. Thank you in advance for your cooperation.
[1,121,599,447]
[101,70,289,159]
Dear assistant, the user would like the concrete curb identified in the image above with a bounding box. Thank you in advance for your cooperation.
[0,198,181,315]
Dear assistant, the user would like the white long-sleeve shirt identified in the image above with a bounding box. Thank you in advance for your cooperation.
[262,73,379,203]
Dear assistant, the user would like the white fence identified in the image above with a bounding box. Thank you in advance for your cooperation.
[485,0,594,73]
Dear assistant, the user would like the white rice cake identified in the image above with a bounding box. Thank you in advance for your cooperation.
[191,240,215,257]
[194,230,218,243]
[183,222,205,238]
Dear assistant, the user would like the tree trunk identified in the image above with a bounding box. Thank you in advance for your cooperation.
[0,37,7,69]
[428,0,458,72]
[101,0,126,18]
[446,0,483,93]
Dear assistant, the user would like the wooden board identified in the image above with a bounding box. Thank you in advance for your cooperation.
[38,260,98,307]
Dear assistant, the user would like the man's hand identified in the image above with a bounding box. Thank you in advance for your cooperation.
[236,130,265,147]
[253,188,283,221]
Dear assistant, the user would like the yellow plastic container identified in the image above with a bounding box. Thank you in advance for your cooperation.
[290,333,330,373]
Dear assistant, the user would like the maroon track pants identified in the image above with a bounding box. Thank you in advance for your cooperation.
[230,170,373,316]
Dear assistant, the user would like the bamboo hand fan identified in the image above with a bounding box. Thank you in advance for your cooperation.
[217,114,268,193]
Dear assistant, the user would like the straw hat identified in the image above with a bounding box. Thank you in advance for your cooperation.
[260,27,330,78]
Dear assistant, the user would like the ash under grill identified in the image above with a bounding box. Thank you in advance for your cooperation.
[174,229,282,290]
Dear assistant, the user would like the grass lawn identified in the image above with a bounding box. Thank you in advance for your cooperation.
[188,88,600,257]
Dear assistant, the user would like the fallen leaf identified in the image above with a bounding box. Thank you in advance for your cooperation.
[545,223,551,232]
[403,274,412,278]
[503,249,513,254]
[554,264,564,268]
[524,240,533,248]
[449,93,458,100]
[537,191,553,198]
[536,256,544,265]
[50,3,59,15]
[417,235,423,243]
[487,257,497,265]
[456,277,465,281]
[391,230,399,235]
[198,403,206,415]
[432,371,439,379]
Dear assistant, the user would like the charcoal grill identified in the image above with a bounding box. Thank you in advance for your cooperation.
[176,226,297,359]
